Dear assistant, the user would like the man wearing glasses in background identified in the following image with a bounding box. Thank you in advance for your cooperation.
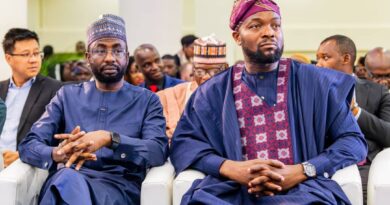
[157,34,228,140]
[18,14,168,204]
[0,28,62,169]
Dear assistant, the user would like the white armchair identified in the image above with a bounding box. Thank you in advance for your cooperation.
[0,159,175,205]
[0,159,48,205]
[367,148,390,205]
[173,164,363,205]
[141,161,175,205]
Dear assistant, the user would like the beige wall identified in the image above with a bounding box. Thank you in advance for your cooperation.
[0,0,28,80]
[185,0,390,62]
[119,0,183,56]
[30,0,119,52]
[278,0,390,60]
[29,0,390,61]
[2,0,390,81]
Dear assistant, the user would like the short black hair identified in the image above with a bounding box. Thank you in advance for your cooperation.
[181,34,198,47]
[162,54,175,60]
[320,34,356,66]
[43,45,54,57]
[133,43,159,58]
[162,54,179,67]
[2,28,39,54]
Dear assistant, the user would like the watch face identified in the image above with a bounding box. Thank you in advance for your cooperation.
[304,162,316,177]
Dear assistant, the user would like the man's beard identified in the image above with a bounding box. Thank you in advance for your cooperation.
[92,64,125,84]
[243,45,283,65]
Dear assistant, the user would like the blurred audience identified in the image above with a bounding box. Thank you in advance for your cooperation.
[162,54,180,78]
[124,56,144,86]
[355,56,371,80]
[71,60,92,82]
[180,62,194,82]
[134,44,183,92]
[75,40,86,56]
[42,45,54,62]
[174,34,198,67]
[365,47,390,90]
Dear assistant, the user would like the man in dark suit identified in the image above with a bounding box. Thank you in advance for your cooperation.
[0,99,5,134]
[316,34,390,204]
[0,28,62,168]
[135,44,183,93]
[365,47,390,90]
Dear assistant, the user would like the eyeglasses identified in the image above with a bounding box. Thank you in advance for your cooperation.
[9,52,44,60]
[90,48,127,59]
[194,67,225,77]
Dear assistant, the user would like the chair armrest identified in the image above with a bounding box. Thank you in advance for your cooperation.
[173,169,206,205]
[332,164,362,205]
[368,148,390,205]
[141,161,175,205]
[0,159,48,205]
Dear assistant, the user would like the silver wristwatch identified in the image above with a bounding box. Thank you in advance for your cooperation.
[302,161,316,178]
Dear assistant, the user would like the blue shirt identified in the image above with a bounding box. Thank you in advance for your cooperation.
[241,67,278,106]
[0,77,35,151]
[0,99,5,134]
[19,81,168,181]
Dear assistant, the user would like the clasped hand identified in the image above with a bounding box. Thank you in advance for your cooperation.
[51,126,111,170]
[220,159,306,197]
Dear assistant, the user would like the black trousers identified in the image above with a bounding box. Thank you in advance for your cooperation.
[358,165,370,205]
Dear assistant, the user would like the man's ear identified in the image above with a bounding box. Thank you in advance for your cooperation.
[232,31,242,46]
[343,53,352,65]
[5,53,12,65]
[85,50,91,63]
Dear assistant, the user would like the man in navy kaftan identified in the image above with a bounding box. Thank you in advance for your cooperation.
[170,1,367,204]
[18,14,168,205]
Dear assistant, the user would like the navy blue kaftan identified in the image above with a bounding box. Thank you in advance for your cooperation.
[171,60,367,205]
[19,81,169,205]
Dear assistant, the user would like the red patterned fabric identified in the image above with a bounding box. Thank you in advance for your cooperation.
[229,0,281,31]
[232,59,294,164]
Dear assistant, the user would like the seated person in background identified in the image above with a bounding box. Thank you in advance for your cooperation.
[180,62,194,82]
[71,60,92,82]
[0,99,5,134]
[162,54,180,79]
[174,34,198,67]
[135,44,183,92]
[170,1,367,204]
[124,56,144,86]
[157,34,228,139]
[365,47,390,90]
[18,14,168,205]
[355,56,371,80]
[0,28,62,168]
[316,34,390,204]
[60,61,75,82]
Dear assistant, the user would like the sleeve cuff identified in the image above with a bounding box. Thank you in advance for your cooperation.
[308,154,333,178]
[112,135,143,164]
[193,154,226,178]
[40,146,54,170]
